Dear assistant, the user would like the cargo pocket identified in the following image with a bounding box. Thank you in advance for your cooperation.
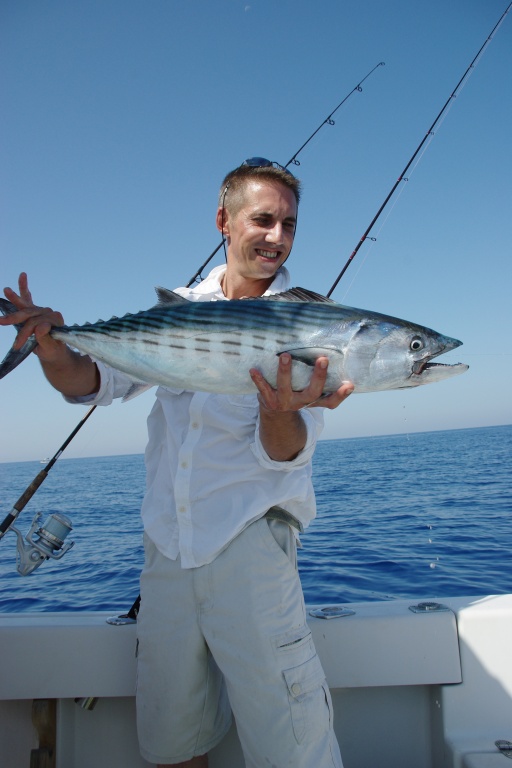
[282,653,333,744]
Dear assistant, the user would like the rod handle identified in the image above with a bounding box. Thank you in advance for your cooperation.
[0,470,48,536]
[13,469,48,513]
[14,469,48,512]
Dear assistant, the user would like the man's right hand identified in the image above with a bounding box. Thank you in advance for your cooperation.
[1,272,69,365]
[1,272,100,396]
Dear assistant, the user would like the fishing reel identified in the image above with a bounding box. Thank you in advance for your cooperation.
[1,511,74,576]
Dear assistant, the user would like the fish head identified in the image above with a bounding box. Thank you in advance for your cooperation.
[341,318,468,392]
[404,329,469,388]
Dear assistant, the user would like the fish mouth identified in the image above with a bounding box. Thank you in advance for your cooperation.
[412,360,459,376]
[411,358,469,382]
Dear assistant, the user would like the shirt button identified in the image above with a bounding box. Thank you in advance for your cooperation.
[291,683,301,696]
[181,461,188,469]
[191,422,199,429]
[178,506,187,513]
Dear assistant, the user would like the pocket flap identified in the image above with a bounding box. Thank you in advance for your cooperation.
[283,654,326,699]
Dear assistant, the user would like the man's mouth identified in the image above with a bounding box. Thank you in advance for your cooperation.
[256,249,280,260]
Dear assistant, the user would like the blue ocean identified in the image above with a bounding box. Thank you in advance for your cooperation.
[0,424,510,613]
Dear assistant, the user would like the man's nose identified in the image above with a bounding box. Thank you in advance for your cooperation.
[266,222,284,245]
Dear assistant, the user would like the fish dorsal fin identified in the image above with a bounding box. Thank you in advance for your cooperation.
[244,287,336,304]
[155,287,190,306]
[154,286,333,305]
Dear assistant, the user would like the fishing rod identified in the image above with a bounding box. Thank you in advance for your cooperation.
[326,1,512,298]
[0,405,96,574]
[185,61,385,288]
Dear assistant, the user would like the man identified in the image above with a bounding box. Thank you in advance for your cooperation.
[2,160,353,767]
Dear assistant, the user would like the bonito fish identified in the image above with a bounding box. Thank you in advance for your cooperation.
[0,287,468,396]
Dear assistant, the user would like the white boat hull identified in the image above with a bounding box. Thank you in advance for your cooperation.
[2,594,511,767]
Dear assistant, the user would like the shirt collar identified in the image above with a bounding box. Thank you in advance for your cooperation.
[186,264,291,301]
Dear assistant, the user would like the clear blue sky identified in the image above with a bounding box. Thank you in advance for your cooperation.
[1,0,511,463]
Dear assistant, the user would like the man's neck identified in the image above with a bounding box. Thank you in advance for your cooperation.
[220,272,274,300]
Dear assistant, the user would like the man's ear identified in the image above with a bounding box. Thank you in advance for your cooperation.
[215,206,230,236]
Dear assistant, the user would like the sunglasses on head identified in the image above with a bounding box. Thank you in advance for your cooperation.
[242,157,295,177]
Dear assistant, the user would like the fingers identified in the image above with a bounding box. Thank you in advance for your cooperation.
[250,354,354,412]
[16,311,64,352]
[310,381,354,410]
[294,357,354,410]
[249,366,278,410]
[18,272,34,305]
[275,353,294,409]
[249,353,294,411]
[251,353,304,411]
[3,272,32,309]
[1,273,65,354]
[303,357,329,403]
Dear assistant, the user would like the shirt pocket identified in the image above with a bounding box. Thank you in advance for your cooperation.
[282,653,333,744]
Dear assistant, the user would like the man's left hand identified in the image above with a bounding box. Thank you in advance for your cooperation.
[249,354,354,412]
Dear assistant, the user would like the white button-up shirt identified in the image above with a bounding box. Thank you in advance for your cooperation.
[70,265,324,568]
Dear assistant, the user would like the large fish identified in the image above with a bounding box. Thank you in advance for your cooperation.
[0,287,468,397]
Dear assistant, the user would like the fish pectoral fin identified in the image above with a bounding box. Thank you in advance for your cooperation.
[285,348,343,367]
[154,287,189,306]
[122,381,155,402]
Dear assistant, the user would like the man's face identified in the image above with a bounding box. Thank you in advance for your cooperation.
[220,180,297,285]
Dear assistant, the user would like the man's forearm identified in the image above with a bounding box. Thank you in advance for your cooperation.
[39,347,100,398]
[257,405,307,462]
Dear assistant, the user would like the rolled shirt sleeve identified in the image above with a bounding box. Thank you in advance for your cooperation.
[64,360,135,406]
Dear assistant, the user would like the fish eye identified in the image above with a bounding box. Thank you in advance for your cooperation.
[410,336,424,351]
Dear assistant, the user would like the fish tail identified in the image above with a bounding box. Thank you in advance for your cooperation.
[0,298,38,379]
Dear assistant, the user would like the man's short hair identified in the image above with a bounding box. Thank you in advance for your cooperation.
[219,163,302,218]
